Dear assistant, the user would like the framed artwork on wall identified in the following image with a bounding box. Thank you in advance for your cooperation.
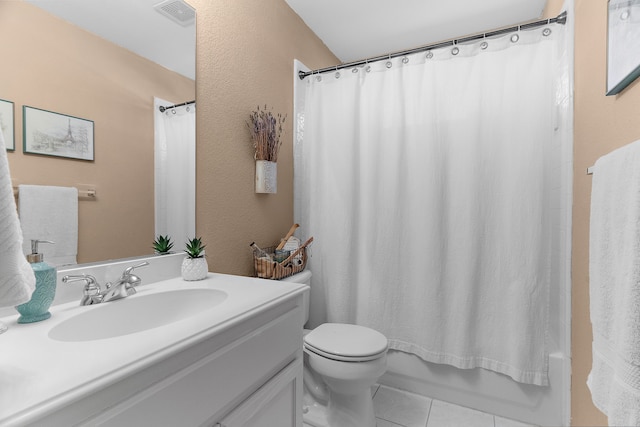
[23,106,94,161]
[607,0,640,95]
[0,99,15,151]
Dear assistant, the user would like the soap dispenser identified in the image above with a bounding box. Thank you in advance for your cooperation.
[15,240,57,323]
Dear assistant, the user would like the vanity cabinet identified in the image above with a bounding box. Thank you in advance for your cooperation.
[216,358,302,427]
[34,294,304,427]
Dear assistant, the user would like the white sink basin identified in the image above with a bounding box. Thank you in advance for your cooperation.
[48,288,228,342]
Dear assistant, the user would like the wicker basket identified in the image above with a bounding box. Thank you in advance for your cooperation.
[252,245,307,280]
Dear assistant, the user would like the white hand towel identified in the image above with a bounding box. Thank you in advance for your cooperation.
[588,139,640,426]
[19,185,78,267]
[0,127,35,306]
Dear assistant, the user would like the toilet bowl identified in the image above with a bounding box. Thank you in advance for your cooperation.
[282,271,388,427]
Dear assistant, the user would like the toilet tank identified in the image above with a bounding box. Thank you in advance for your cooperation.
[281,269,311,325]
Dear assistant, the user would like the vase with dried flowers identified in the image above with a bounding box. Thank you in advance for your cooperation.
[247,105,286,193]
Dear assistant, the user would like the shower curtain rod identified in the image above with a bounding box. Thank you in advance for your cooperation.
[298,11,567,80]
[158,100,195,112]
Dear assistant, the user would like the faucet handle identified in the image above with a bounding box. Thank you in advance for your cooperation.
[62,274,98,288]
[122,261,149,278]
[62,274,102,305]
[126,274,142,287]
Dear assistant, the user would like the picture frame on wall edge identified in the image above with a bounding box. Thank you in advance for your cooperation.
[23,105,94,161]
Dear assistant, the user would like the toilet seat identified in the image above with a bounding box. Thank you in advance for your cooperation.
[304,343,386,362]
[304,323,388,362]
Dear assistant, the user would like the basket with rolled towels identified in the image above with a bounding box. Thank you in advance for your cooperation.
[250,224,312,280]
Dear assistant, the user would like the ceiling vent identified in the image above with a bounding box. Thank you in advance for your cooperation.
[154,0,195,27]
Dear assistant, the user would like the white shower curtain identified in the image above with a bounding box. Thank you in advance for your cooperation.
[295,23,569,386]
[154,98,196,247]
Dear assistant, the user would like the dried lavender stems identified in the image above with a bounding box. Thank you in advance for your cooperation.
[247,105,286,162]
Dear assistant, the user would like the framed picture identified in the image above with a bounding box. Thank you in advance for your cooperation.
[0,99,14,151]
[23,106,94,160]
[607,0,640,95]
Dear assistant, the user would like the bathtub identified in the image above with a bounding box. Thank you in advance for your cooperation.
[379,349,570,426]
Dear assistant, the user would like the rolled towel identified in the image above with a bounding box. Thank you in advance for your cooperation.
[0,126,35,306]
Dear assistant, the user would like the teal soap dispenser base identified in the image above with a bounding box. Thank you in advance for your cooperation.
[17,311,51,324]
[15,240,57,324]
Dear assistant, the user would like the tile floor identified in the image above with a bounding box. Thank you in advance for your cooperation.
[304,384,538,427]
[371,385,537,427]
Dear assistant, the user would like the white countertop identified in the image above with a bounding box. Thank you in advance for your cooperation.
[0,273,307,426]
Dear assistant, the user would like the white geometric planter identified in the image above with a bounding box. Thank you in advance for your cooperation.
[255,160,277,193]
[181,256,208,281]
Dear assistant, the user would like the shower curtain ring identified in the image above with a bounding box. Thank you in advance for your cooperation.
[480,34,488,50]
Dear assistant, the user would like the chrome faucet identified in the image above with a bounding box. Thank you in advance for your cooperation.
[62,261,149,306]
[62,274,103,306]
[102,261,149,303]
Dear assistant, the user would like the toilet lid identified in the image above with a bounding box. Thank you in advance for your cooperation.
[304,323,388,361]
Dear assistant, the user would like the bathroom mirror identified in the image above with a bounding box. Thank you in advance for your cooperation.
[2,0,196,264]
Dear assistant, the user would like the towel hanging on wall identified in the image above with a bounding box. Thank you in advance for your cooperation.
[19,185,78,267]
[0,128,35,311]
[588,139,640,425]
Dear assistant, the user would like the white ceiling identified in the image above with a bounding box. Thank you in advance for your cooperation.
[24,1,549,79]
[24,0,196,80]
[284,0,548,63]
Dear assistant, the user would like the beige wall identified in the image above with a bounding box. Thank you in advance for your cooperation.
[191,0,338,275]
[0,2,194,263]
[572,0,640,425]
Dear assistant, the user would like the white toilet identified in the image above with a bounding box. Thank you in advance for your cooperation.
[282,270,388,427]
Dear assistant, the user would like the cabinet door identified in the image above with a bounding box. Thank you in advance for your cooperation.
[78,307,302,427]
[217,359,302,427]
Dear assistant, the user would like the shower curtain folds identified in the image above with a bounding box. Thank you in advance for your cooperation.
[295,23,569,386]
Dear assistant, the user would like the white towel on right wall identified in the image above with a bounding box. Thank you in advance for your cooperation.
[588,139,640,426]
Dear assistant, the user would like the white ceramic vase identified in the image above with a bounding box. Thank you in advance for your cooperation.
[181,256,208,281]
[255,160,277,193]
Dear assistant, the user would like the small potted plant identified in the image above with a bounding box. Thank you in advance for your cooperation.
[181,237,208,281]
[153,235,174,255]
